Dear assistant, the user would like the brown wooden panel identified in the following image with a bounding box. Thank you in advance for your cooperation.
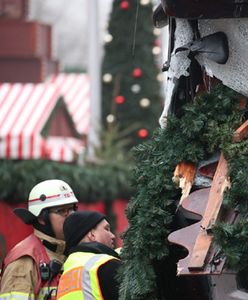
[0,57,58,83]
[181,188,210,218]
[0,0,28,20]
[188,121,248,270]
[0,20,52,58]
[188,154,228,270]
[232,119,248,142]
[48,105,78,138]
[168,121,248,276]
[168,188,221,275]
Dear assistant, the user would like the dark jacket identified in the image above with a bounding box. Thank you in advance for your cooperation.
[68,242,121,300]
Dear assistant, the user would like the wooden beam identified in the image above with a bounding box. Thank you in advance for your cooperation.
[232,119,248,142]
[188,120,248,271]
[188,154,228,270]
[168,120,248,274]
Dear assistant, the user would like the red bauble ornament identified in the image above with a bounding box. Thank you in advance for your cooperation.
[132,68,142,78]
[137,129,149,138]
[239,98,246,109]
[154,39,161,47]
[120,1,130,10]
[115,95,125,104]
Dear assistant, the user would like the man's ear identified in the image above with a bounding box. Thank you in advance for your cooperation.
[87,230,96,241]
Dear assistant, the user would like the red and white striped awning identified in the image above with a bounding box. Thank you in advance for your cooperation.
[46,136,86,162]
[0,73,90,162]
[49,73,90,135]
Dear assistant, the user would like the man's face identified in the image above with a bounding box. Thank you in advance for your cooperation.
[48,204,77,240]
[91,219,115,249]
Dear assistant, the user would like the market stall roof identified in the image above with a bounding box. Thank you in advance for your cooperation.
[0,73,90,162]
[49,73,90,135]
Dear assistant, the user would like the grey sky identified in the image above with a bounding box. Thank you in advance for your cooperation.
[29,0,113,70]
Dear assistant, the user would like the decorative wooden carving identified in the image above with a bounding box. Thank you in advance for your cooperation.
[188,153,229,271]
[168,120,248,275]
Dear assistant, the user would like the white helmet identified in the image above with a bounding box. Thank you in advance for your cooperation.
[28,179,78,216]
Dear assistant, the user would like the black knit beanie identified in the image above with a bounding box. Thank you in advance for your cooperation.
[64,211,105,250]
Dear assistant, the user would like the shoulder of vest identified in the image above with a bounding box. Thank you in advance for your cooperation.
[4,233,49,266]
[68,252,118,259]
[3,234,58,297]
[64,252,119,270]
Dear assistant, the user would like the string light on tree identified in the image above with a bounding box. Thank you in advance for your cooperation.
[153,28,161,36]
[139,98,151,108]
[106,114,115,123]
[140,0,150,5]
[137,128,149,138]
[115,95,125,104]
[120,0,130,10]
[132,68,143,78]
[102,0,162,150]
[104,33,113,43]
[131,84,141,94]
[152,46,161,55]
[103,73,113,83]
[157,73,164,82]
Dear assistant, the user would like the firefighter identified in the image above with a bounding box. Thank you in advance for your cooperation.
[0,179,78,300]
[56,211,121,300]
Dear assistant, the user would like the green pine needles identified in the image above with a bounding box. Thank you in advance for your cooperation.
[118,84,248,299]
[101,0,162,149]
[0,159,133,204]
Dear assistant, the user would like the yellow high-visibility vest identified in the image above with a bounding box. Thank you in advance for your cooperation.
[56,252,119,300]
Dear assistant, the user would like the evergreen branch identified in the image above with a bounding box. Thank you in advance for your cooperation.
[118,84,246,299]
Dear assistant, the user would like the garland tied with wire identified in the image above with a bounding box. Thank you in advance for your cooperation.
[118,84,248,300]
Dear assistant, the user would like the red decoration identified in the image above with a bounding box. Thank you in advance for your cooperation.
[115,95,125,104]
[120,1,130,10]
[154,39,161,47]
[132,68,143,78]
[239,98,247,109]
[137,129,149,138]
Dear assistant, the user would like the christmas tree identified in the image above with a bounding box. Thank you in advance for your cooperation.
[101,0,163,149]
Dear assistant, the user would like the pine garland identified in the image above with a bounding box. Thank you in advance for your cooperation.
[213,139,248,271]
[118,84,247,299]
[0,160,133,204]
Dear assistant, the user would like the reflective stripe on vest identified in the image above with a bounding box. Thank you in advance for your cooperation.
[38,286,58,300]
[57,252,118,300]
[0,283,59,300]
[0,291,35,300]
[0,285,58,300]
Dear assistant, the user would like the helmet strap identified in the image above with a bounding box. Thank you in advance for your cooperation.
[33,209,56,238]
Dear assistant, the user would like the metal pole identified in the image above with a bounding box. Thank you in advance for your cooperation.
[87,0,101,159]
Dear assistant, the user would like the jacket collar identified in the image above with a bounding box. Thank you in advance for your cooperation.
[69,242,120,259]
[34,229,66,258]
